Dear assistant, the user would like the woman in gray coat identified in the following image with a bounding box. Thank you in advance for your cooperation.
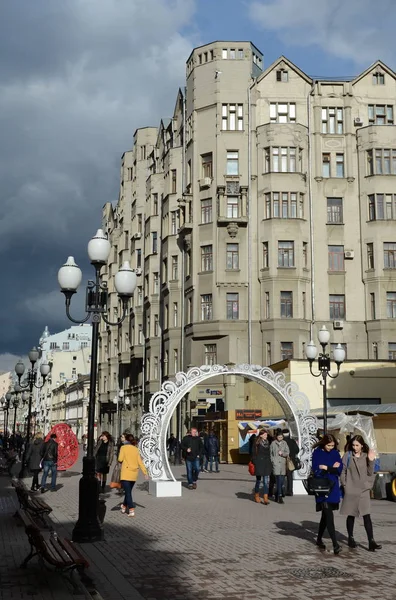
[340,435,381,551]
[25,433,45,491]
[270,430,289,504]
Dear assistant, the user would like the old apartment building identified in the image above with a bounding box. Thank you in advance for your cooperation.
[98,41,396,436]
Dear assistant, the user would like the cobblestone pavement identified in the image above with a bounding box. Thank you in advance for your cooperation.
[2,453,396,600]
[31,455,396,600]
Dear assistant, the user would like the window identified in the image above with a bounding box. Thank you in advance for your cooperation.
[171,211,178,234]
[281,342,293,360]
[201,294,213,320]
[322,153,330,177]
[152,232,158,253]
[368,194,396,221]
[370,293,376,320]
[302,292,306,319]
[276,69,288,82]
[388,343,396,359]
[164,351,169,377]
[222,104,243,130]
[227,196,239,218]
[165,304,169,329]
[238,48,244,59]
[222,49,227,59]
[162,257,168,281]
[229,48,236,59]
[137,286,143,305]
[226,293,239,319]
[201,199,212,223]
[226,243,239,269]
[263,242,269,268]
[384,243,396,268]
[387,292,396,318]
[138,324,143,345]
[62,342,69,350]
[153,357,159,379]
[153,193,158,215]
[173,302,178,327]
[153,272,159,294]
[265,192,303,219]
[278,241,295,267]
[368,149,396,175]
[270,102,296,124]
[204,344,217,365]
[330,343,347,360]
[280,291,293,318]
[265,292,270,319]
[202,153,213,178]
[137,214,142,232]
[173,349,178,373]
[303,242,308,268]
[171,256,178,280]
[367,243,374,269]
[50,342,58,350]
[136,248,142,268]
[201,245,213,271]
[329,295,345,320]
[328,245,344,271]
[154,315,159,337]
[322,107,343,134]
[226,151,239,175]
[336,154,345,178]
[368,105,394,125]
[265,147,299,173]
[373,72,385,85]
[373,342,378,360]
[171,169,177,193]
[327,197,343,224]
[266,342,272,365]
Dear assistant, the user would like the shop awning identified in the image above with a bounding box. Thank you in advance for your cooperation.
[311,403,396,417]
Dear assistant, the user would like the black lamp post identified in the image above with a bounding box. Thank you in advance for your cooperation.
[58,229,137,543]
[113,391,131,441]
[10,387,29,438]
[1,396,9,443]
[306,325,346,435]
[15,349,51,478]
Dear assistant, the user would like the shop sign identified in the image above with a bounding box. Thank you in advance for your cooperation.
[236,409,262,420]
[199,388,223,396]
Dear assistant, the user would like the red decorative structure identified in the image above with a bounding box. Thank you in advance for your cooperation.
[45,423,79,471]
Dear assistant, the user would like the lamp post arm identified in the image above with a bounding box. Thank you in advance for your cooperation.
[101,298,129,327]
[308,363,322,378]
[328,363,341,379]
[64,294,91,324]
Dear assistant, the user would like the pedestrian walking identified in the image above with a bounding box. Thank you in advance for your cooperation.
[167,433,178,462]
[199,430,208,472]
[252,429,272,505]
[40,433,58,493]
[340,434,382,551]
[204,430,220,473]
[118,433,148,517]
[25,432,45,491]
[282,428,300,496]
[181,428,204,489]
[270,429,289,504]
[312,433,343,554]
[94,431,115,492]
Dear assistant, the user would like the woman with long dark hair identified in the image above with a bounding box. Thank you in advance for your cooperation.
[94,431,115,492]
[340,434,381,551]
[252,429,272,505]
[312,433,343,554]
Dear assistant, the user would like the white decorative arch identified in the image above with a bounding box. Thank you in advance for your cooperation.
[139,364,317,496]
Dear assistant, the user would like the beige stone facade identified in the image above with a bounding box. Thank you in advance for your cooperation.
[98,41,396,436]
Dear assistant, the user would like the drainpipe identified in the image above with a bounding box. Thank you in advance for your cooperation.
[307,81,316,338]
[247,84,252,364]
[178,87,187,439]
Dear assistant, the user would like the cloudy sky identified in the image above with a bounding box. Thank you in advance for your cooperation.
[0,0,395,371]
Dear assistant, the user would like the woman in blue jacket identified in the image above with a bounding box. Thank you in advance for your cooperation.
[312,434,343,554]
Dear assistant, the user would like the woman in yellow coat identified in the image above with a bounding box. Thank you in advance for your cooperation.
[118,434,148,517]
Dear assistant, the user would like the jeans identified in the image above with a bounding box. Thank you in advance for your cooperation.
[121,480,136,511]
[275,474,285,498]
[255,475,270,494]
[186,458,200,485]
[205,455,219,472]
[41,460,57,490]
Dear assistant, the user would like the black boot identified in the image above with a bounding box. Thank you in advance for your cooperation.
[278,496,284,504]
[348,537,357,548]
[333,544,342,555]
[316,539,326,550]
[369,540,382,551]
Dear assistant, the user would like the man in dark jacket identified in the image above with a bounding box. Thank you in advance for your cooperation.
[282,428,300,496]
[181,428,204,490]
[40,434,58,493]
[204,431,220,473]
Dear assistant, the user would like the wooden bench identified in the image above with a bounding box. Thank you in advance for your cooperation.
[19,509,89,577]
[12,479,52,517]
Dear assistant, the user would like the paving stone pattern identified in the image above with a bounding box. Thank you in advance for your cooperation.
[39,457,396,600]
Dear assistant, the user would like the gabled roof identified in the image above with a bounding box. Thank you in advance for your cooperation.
[352,60,396,85]
[256,55,312,85]
[173,88,184,118]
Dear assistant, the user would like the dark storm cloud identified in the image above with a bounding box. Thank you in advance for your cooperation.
[0,0,196,369]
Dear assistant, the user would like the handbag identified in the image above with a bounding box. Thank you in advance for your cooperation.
[305,474,334,496]
[286,457,295,472]
[248,461,255,476]
[109,461,122,489]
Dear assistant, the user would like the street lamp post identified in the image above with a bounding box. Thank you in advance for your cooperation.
[4,394,11,447]
[306,325,346,435]
[113,391,131,441]
[58,229,137,543]
[15,349,51,478]
[10,388,29,438]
